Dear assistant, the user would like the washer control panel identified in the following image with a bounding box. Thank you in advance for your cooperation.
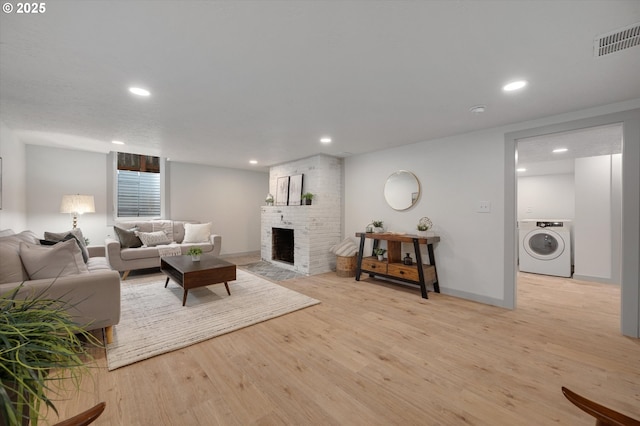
[536,221,564,228]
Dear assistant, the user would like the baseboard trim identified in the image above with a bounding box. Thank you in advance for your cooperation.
[572,274,619,285]
[439,288,509,309]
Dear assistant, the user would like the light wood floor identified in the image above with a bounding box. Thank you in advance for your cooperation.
[49,258,640,425]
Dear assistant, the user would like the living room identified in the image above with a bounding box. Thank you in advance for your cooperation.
[1,1,640,424]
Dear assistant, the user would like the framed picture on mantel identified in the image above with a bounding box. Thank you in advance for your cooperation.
[288,174,303,206]
[276,176,290,206]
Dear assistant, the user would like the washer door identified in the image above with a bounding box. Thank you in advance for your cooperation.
[523,229,565,260]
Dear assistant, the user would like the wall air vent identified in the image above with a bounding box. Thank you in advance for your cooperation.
[594,22,640,57]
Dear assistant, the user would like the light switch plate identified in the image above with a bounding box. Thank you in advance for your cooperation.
[477,200,491,213]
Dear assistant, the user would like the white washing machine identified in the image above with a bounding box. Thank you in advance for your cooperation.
[519,220,572,277]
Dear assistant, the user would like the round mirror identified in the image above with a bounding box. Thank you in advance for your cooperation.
[384,170,420,211]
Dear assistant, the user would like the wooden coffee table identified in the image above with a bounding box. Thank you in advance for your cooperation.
[160,254,236,306]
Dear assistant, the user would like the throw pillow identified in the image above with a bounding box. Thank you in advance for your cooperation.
[183,222,212,243]
[39,234,89,263]
[0,236,29,284]
[330,238,358,257]
[19,239,89,280]
[0,231,41,284]
[136,230,172,247]
[44,228,90,263]
[114,226,143,248]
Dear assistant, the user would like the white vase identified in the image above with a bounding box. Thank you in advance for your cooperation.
[377,255,384,261]
[417,230,428,237]
[374,227,384,233]
[191,255,200,261]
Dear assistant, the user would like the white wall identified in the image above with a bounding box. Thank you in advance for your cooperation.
[168,161,268,255]
[0,121,27,231]
[574,155,614,281]
[517,174,575,221]
[345,128,507,305]
[26,145,109,245]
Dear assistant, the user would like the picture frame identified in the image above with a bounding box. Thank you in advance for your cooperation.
[288,174,303,206]
[275,176,290,206]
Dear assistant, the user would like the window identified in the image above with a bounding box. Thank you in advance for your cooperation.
[116,153,161,217]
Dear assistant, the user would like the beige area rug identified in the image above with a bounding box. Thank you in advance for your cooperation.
[106,269,319,370]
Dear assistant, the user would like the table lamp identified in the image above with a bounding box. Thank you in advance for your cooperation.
[60,194,95,229]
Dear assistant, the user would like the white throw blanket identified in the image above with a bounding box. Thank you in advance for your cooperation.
[157,244,182,257]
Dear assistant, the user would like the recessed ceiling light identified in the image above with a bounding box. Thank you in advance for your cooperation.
[249,160,258,165]
[469,105,487,114]
[112,140,125,145]
[129,87,151,97]
[320,137,332,144]
[503,80,528,92]
[517,168,527,172]
[553,148,568,153]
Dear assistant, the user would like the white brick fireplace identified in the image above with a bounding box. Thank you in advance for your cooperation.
[261,155,342,275]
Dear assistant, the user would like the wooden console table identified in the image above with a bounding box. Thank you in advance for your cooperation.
[355,232,440,299]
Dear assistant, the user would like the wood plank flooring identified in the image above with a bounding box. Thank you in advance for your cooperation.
[48,259,640,425]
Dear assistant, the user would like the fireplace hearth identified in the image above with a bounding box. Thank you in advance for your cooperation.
[272,228,294,264]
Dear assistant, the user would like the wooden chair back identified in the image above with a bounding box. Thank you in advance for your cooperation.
[53,402,106,426]
[562,387,640,426]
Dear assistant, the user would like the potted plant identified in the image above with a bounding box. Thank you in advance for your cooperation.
[416,223,430,237]
[1,285,100,426]
[417,216,433,237]
[301,192,314,205]
[372,220,384,233]
[265,194,274,206]
[187,247,203,261]
[373,248,387,261]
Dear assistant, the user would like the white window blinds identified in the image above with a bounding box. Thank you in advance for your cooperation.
[117,170,161,217]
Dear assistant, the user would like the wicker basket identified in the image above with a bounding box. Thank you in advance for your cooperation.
[336,255,357,277]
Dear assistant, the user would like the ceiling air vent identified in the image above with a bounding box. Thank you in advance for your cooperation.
[594,22,640,57]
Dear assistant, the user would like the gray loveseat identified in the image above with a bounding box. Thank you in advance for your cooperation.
[106,220,222,279]
[0,229,121,343]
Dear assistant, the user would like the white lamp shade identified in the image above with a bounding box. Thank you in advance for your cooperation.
[60,194,96,214]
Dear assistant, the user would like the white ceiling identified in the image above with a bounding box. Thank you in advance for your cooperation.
[1,1,639,171]
[516,123,623,176]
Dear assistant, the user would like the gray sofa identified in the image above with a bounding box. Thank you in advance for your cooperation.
[0,229,121,343]
[106,220,222,279]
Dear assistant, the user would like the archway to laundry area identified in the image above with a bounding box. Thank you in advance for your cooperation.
[504,109,640,338]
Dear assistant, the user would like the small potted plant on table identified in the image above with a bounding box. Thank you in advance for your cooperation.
[417,217,433,237]
[373,248,387,261]
[187,247,203,261]
[372,220,384,233]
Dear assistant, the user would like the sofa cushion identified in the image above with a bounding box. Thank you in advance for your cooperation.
[20,239,89,280]
[114,226,143,248]
[2,230,39,244]
[0,231,40,284]
[0,229,15,237]
[137,231,172,247]
[120,246,163,260]
[183,222,212,243]
[152,220,174,241]
[45,229,90,263]
[86,256,113,272]
[180,243,214,254]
